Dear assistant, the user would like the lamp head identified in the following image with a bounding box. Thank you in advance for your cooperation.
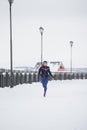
[70,41,73,47]
[39,27,44,35]
[8,0,14,4]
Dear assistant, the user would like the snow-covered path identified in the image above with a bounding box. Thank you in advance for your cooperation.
[0,80,87,130]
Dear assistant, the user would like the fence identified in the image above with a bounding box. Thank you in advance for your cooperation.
[0,72,87,88]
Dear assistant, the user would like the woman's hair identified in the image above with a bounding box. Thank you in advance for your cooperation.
[43,61,47,64]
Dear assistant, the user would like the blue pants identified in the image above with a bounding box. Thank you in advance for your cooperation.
[41,77,48,93]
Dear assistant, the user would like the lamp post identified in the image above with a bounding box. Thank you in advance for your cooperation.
[39,27,44,64]
[8,0,14,87]
[70,41,73,73]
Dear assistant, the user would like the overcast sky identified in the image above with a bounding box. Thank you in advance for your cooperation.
[0,0,87,68]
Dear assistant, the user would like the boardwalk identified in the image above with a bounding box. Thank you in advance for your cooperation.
[0,80,87,130]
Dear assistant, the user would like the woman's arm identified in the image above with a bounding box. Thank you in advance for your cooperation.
[38,67,42,76]
[48,67,53,78]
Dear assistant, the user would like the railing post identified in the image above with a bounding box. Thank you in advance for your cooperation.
[29,73,32,84]
[85,73,87,79]
[6,72,10,87]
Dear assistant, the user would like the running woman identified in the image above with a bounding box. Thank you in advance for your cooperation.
[38,61,54,97]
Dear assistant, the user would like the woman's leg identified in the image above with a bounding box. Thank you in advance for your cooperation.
[43,78,48,96]
[41,77,48,97]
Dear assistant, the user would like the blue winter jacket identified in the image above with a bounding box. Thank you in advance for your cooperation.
[38,65,53,78]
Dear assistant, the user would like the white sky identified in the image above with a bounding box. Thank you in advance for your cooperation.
[0,0,87,68]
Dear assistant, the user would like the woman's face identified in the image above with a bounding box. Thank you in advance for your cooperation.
[43,62,47,66]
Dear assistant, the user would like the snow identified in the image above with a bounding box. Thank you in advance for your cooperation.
[0,80,87,130]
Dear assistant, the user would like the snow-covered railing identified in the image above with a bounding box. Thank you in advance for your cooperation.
[0,72,87,88]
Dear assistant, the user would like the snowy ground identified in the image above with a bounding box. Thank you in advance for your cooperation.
[0,80,87,130]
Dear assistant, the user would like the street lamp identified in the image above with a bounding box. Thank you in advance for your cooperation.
[39,27,44,64]
[8,0,14,87]
[69,41,73,73]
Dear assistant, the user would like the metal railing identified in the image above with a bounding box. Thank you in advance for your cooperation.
[0,72,87,88]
